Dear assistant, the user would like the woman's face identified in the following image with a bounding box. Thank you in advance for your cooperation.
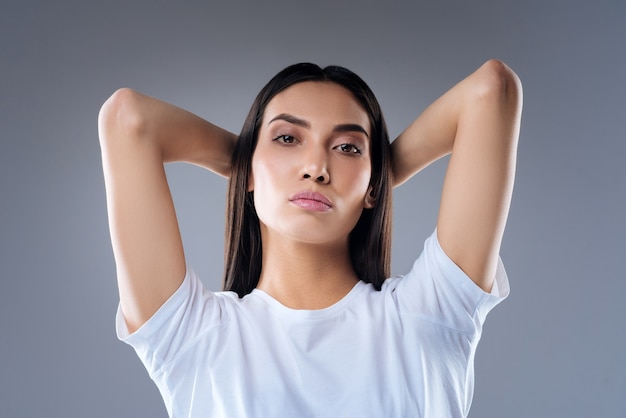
[250,81,374,247]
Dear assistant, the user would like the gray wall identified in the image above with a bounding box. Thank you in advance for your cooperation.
[1,1,624,417]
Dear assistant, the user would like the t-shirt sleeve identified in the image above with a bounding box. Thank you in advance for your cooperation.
[391,229,510,334]
[115,268,225,378]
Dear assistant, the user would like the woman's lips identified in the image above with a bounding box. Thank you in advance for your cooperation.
[289,191,333,212]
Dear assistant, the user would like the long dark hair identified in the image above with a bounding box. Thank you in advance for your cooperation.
[223,63,392,297]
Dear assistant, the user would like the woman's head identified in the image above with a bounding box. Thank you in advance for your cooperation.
[224,63,392,297]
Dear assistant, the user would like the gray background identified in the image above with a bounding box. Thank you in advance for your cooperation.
[1,1,624,417]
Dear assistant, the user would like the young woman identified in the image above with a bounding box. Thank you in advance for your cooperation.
[99,60,521,417]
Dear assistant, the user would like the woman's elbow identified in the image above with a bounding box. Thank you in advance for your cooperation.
[98,88,146,148]
[474,59,523,105]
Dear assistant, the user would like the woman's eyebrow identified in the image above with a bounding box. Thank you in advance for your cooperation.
[268,113,310,128]
[334,123,369,138]
[269,113,369,138]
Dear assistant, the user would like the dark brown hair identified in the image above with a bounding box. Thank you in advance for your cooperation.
[223,63,392,297]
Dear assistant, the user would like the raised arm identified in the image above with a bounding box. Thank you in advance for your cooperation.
[98,88,236,333]
[392,60,522,291]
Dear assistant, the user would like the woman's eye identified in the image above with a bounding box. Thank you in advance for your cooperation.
[337,143,362,154]
[273,134,296,144]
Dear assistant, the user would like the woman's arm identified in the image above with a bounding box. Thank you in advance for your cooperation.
[391,59,522,292]
[98,88,236,333]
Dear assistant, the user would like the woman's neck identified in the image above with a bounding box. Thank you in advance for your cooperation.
[256,232,359,310]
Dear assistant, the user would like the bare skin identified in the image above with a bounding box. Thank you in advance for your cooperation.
[250,82,375,309]
[392,59,522,291]
[98,90,236,332]
[99,59,522,333]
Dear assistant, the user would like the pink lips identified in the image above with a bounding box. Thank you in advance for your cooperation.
[289,191,333,212]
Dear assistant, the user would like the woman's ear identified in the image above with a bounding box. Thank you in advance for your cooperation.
[363,186,376,209]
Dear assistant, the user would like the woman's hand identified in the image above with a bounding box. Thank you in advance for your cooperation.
[391,60,522,291]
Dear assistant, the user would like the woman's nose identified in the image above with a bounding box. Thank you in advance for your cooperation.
[300,150,330,184]
[302,172,328,183]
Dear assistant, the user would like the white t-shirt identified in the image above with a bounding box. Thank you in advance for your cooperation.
[117,231,509,417]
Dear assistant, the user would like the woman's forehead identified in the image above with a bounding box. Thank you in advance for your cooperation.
[263,81,371,132]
